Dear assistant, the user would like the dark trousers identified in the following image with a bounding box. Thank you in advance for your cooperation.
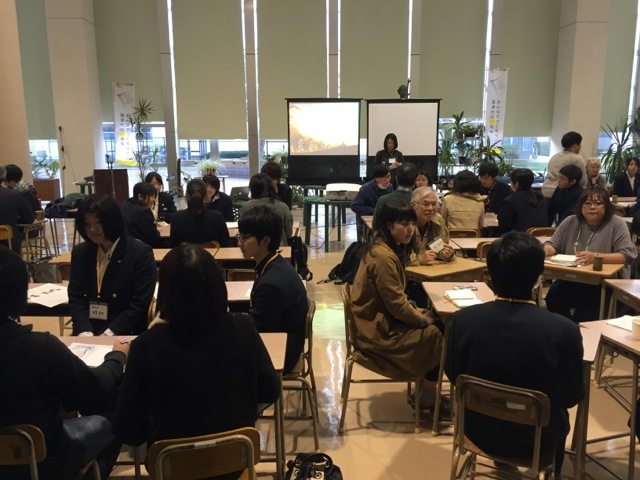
[545,281,601,322]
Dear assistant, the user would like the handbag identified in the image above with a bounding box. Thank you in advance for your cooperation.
[284,453,343,480]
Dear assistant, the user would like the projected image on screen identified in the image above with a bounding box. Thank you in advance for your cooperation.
[289,102,359,156]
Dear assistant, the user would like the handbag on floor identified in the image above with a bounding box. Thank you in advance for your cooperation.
[284,453,343,480]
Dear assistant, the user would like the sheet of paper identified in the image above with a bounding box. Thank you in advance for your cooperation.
[429,238,445,253]
[606,315,638,332]
[452,298,483,308]
[444,288,477,300]
[27,283,68,308]
[68,342,113,367]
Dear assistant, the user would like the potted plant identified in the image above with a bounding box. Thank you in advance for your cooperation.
[127,98,156,182]
[600,119,636,182]
[197,158,223,177]
[31,153,61,200]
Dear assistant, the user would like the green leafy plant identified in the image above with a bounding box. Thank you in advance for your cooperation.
[437,127,457,177]
[599,119,635,182]
[127,98,155,182]
[31,153,60,179]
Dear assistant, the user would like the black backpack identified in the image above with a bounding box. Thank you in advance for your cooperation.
[284,453,343,480]
[289,236,313,281]
[327,241,363,284]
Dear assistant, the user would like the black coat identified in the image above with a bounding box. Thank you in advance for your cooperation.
[68,236,157,335]
[548,185,583,225]
[0,186,35,253]
[169,209,230,247]
[0,321,125,480]
[157,191,177,222]
[276,183,293,210]
[484,180,512,214]
[250,253,308,373]
[207,191,235,221]
[113,317,280,446]
[497,189,549,233]
[121,199,163,248]
[613,172,640,197]
[445,301,584,458]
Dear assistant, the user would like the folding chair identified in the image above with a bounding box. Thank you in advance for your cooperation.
[339,284,423,434]
[450,375,554,480]
[450,229,480,238]
[146,427,260,480]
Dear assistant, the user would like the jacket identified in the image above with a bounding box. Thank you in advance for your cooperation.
[547,185,583,226]
[170,209,230,247]
[157,191,177,222]
[498,189,549,233]
[541,151,587,198]
[207,191,235,221]
[372,188,412,228]
[484,180,512,213]
[239,198,293,242]
[441,192,486,230]
[0,186,35,253]
[613,172,640,198]
[121,198,163,248]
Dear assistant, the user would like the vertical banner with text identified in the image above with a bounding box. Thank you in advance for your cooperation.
[113,82,135,165]
[485,69,508,144]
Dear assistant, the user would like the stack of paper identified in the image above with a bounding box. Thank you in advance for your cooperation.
[444,288,482,308]
[27,283,68,308]
[68,343,113,367]
[546,254,579,267]
[606,315,638,332]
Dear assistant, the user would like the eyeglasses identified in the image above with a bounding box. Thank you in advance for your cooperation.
[236,233,255,243]
[583,201,604,207]
[415,201,438,208]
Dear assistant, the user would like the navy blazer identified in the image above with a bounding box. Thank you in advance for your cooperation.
[613,172,640,197]
[68,236,157,335]
[207,191,235,221]
[169,209,230,247]
[498,190,549,233]
[121,199,163,248]
[0,187,35,253]
[157,191,177,222]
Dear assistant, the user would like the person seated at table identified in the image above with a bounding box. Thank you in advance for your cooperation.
[414,170,432,188]
[69,194,157,336]
[441,170,486,230]
[203,174,235,221]
[543,187,637,322]
[351,164,394,236]
[238,205,308,374]
[121,182,163,248]
[498,168,548,234]
[541,131,587,198]
[4,164,41,215]
[586,157,607,189]
[613,157,640,197]
[145,172,176,223]
[478,162,511,214]
[261,160,293,210]
[0,164,35,254]
[445,231,584,476]
[239,173,293,243]
[114,244,280,457]
[411,186,455,263]
[351,200,443,408]
[372,162,418,228]
[170,179,230,248]
[548,164,584,226]
[0,246,129,480]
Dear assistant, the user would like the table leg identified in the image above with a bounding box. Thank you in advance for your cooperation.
[629,361,638,480]
[304,202,311,246]
[570,362,592,479]
[598,284,607,320]
[337,206,342,242]
[432,320,451,436]
[274,376,285,479]
[324,204,330,253]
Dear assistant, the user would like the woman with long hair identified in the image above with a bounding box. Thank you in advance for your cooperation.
[498,168,548,233]
[441,170,486,230]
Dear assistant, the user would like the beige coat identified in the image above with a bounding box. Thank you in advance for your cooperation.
[350,241,443,378]
[441,192,485,230]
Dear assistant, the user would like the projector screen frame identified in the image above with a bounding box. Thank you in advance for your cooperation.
[366,98,441,181]
[286,97,362,186]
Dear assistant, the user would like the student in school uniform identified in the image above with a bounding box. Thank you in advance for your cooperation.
[239,174,293,243]
[613,157,640,197]
[145,172,177,222]
[170,179,230,247]
[69,194,157,336]
[121,182,163,248]
[498,168,548,233]
[547,164,584,226]
[0,164,35,254]
[261,161,293,210]
[203,174,235,221]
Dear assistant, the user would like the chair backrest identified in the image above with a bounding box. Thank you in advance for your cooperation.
[0,424,46,480]
[476,241,494,261]
[147,427,260,480]
[290,298,316,376]
[340,284,357,356]
[449,228,480,238]
[0,225,14,250]
[147,297,157,326]
[455,375,551,469]
[526,227,555,237]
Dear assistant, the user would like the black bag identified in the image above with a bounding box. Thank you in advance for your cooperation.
[327,241,363,284]
[44,193,85,219]
[289,236,313,281]
[284,453,343,480]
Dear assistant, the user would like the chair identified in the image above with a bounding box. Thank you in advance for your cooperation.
[526,227,556,238]
[146,427,260,480]
[449,229,480,238]
[0,225,13,251]
[450,375,554,480]
[0,424,100,480]
[20,220,52,264]
[475,241,494,261]
[339,284,423,434]
[282,299,320,450]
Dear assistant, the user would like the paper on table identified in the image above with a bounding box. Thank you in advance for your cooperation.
[444,288,477,300]
[245,288,251,297]
[27,283,68,308]
[606,315,639,332]
[451,298,483,308]
[546,254,579,267]
[68,342,112,367]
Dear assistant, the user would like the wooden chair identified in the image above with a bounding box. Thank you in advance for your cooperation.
[339,284,423,434]
[475,241,494,261]
[0,225,13,251]
[19,220,52,264]
[146,427,260,480]
[0,424,100,480]
[282,299,319,450]
[526,227,555,238]
[450,375,554,480]
[449,228,480,238]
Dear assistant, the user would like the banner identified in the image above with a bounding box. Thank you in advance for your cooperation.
[113,82,136,165]
[485,69,508,144]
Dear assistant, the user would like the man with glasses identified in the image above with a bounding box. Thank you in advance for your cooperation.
[372,162,419,229]
[238,205,308,374]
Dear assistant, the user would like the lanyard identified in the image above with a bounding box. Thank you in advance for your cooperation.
[575,222,600,252]
[96,251,112,299]
[495,296,537,306]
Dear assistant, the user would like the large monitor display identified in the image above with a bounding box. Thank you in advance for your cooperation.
[287,99,361,185]
[366,99,440,179]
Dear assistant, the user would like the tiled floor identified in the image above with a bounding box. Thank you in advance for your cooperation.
[25,203,640,478]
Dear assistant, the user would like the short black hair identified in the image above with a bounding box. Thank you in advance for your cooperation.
[249,173,276,200]
[561,131,582,150]
[372,164,390,179]
[5,164,23,184]
[477,162,499,178]
[510,168,535,190]
[487,232,544,299]
[383,133,398,150]
[202,174,221,191]
[158,244,228,337]
[374,200,418,264]
[395,162,418,188]
[0,246,28,321]
[261,161,283,181]
[453,170,482,194]
[76,194,124,243]
[133,182,157,200]
[559,164,582,183]
[145,172,164,186]
[239,205,282,251]
[625,157,640,169]
[575,187,614,224]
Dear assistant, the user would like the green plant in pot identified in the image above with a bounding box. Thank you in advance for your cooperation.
[437,127,457,179]
[127,98,155,182]
[599,119,635,182]
[198,157,223,177]
[31,153,60,180]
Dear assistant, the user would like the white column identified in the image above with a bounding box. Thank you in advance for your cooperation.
[243,0,260,175]
[327,0,339,97]
[0,0,32,182]
[550,0,609,157]
[44,0,104,195]
[408,0,421,97]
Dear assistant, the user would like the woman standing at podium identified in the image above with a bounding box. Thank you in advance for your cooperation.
[374,133,404,170]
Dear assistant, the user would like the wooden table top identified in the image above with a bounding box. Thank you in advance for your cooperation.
[421,281,495,316]
[451,236,552,251]
[581,319,640,358]
[157,221,298,239]
[406,257,486,280]
[542,261,624,281]
[578,324,602,364]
